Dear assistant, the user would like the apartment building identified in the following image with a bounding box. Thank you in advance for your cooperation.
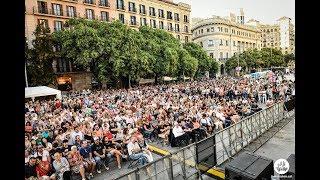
[25,0,192,90]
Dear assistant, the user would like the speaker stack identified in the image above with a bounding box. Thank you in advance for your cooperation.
[225,152,274,180]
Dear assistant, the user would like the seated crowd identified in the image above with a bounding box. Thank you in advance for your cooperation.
[25,75,294,179]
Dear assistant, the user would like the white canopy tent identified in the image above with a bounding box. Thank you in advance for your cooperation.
[25,86,62,100]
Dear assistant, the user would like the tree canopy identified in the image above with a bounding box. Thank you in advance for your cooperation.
[51,18,218,87]
[25,24,55,86]
[225,48,289,73]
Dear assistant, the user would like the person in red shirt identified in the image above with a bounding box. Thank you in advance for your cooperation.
[25,121,33,134]
[103,127,113,140]
[55,99,61,109]
[35,156,55,179]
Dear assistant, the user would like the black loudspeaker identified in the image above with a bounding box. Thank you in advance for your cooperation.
[225,152,274,180]
[284,98,295,111]
[280,154,295,180]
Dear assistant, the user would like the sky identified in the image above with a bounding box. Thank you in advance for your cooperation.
[174,0,295,25]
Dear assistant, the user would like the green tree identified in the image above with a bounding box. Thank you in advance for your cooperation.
[225,55,247,73]
[139,26,180,83]
[283,53,295,65]
[176,48,198,79]
[26,24,55,86]
[183,42,218,77]
[54,19,153,88]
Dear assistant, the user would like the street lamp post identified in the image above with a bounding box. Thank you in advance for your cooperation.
[25,61,28,87]
[25,40,29,87]
[236,44,240,77]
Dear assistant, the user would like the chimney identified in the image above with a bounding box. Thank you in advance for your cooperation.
[237,8,245,24]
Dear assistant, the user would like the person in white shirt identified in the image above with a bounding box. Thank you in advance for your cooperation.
[70,125,84,145]
[172,122,190,147]
[127,137,149,165]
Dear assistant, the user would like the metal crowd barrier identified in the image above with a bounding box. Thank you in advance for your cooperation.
[116,101,286,180]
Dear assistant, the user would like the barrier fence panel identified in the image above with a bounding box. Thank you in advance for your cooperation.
[115,101,287,180]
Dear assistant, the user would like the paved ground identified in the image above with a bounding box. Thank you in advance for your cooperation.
[254,115,295,161]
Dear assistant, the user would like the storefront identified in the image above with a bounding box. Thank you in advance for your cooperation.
[56,72,92,91]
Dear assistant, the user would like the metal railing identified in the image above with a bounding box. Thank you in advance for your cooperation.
[115,102,287,180]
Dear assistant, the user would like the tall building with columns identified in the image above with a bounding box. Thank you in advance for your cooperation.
[191,9,262,74]
[25,0,191,90]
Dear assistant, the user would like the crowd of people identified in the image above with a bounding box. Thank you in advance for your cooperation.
[25,73,294,179]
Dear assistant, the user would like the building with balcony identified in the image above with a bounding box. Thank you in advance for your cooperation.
[248,16,295,55]
[25,0,192,90]
[191,9,262,74]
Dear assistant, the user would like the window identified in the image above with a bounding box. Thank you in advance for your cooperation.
[210,53,214,58]
[119,13,125,23]
[158,9,164,18]
[184,15,188,23]
[226,52,228,59]
[130,16,137,25]
[211,27,214,32]
[225,28,228,33]
[226,40,228,46]
[271,29,273,32]
[208,40,214,47]
[128,2,136,12]
[167,23,173,31]
[150,19,156,28]
[177,35,180,40]
[139,4,146,14]
[200,42,203,47]
[86,9,94,19]
[201,29,203,34]
[37,1,48,14]
[99,0,109,7]
[175,24,179,32]
[38,19,49,29]
[159,21,164,29]
[101,11,109,21]
[54,21,63,31]
[167,11,172,20]
[67,6,76,17]
[220,39,223,46]
[207,28,210,32]
[117,0,124,10]
[84,0,94,4]
[57,59,71,73]
[233,41,236,46]
[174,13,179,21]
[140,17,147,26]
[185,25,188,33]
[52,4,63,16]
[149,7,156,16]
[220,52,223,59]
[185,36,189,43]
